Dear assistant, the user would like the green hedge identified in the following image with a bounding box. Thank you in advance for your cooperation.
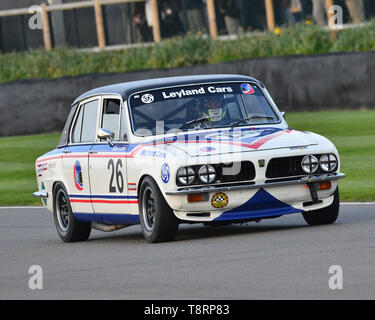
[0,22,374,84]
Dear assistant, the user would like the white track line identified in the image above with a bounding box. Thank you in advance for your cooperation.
[341,202,375,205]
[0,206,44,209]
[1,203,375,209]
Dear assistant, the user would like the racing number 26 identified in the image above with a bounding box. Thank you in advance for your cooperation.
[108,159,124,193]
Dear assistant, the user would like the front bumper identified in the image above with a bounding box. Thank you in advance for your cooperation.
[166,173,345,222]
[166,173,345,195]
[32,191,48,199]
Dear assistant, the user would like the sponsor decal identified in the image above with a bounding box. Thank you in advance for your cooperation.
[161,163,170,183]
[139,149,167,159]
[36,163,48,174]
[162,86,233,99]
[74,161,83,191]
[211,192,229,209]
[141,93,154,104]
[241,83,255,94]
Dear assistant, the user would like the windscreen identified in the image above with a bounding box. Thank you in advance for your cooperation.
[129,82,279,137]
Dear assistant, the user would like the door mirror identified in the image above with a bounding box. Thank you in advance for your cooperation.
[98,128,114,147]
[280,112,286,119]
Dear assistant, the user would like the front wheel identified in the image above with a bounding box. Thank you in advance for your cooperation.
[302,187,340,226]
[139,177,179,243]
[53,183,91,242]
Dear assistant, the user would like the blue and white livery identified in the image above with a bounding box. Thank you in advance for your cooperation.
[33,75,345,243]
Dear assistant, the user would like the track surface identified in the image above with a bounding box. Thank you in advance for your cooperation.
[0,204,374,300]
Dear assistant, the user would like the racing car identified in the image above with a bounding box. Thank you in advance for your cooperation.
[33,75,345,243]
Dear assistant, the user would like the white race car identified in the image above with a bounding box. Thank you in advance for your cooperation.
[34,75,345,243]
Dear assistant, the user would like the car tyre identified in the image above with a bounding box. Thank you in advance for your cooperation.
[53,183,91,242]
[139,177,179,243]
[302,187,340,226]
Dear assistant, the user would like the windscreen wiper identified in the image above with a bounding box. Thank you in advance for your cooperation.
[231,115,275,127]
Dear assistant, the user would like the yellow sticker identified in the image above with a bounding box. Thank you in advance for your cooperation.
[211,192,229,209]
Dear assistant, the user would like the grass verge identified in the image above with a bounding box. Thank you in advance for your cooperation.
[0,110,374,206]
[0,22,375,84]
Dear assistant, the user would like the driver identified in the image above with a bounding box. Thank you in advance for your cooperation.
[191,95,229,128]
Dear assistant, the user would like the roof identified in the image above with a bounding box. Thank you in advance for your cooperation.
[72,74,262,105]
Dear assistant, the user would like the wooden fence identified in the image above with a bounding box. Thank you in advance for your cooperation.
[0,0,338,51]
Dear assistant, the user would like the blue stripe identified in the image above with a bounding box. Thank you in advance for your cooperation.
[74,212,140,225]
[70,194,138,199]
[215,188,302,221]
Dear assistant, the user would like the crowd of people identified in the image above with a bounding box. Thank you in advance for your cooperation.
[131,0,374,42]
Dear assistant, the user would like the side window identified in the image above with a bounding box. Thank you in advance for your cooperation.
[81,100,100,143]
[101,99,121,140]
[59,104,78,147]
[71,105,84,143]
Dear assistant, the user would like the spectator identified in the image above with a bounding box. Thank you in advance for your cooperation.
[218,0,241,35]
[345,0,365,23]
[290,0,303,22]
[132,2,151,42]
[279,0,296,25]
[185,0,206,34]
[159,0,184,37]
[312,0,326,25]
[313,0,365,26]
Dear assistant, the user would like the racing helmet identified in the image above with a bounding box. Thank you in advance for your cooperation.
[198,95,227,122]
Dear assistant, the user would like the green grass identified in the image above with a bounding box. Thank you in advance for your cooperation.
[0,133,60,206]
[0,22,375,83]
[0,110,374,206]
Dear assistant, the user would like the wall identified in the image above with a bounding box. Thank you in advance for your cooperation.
[0,50,374,137]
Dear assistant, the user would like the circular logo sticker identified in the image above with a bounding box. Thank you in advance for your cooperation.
[141,93,154,104]
[241,83,255,95]
[74,161,83,191]
[211,192,229,209]
[161,163,170,184]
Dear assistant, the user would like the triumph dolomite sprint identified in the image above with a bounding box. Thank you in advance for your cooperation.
[33,75,345,243]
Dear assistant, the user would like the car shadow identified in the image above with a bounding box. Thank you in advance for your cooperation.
[174,222,311,242]
[86,219,315,244]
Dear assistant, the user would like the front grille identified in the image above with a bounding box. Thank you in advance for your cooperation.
[266,155,326,179]
[216,161,256,183]
[177,161,256,187]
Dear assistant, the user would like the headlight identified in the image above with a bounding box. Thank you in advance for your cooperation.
[198,164,216,184]
[177,167,195,185]
[319,154,338,172]
[301,155,319,174]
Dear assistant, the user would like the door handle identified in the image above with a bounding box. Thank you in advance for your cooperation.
[89,151,98,154]
[62,150,71,154]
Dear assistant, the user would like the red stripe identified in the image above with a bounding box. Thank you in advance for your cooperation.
[70,199,138,204]
[37,154,87,163]
[37,131,286,163]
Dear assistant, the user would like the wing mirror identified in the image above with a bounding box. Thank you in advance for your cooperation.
[280,112,286,119]
[98,128,114,147]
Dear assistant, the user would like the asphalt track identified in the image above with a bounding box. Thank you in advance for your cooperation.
[0,204,374,300]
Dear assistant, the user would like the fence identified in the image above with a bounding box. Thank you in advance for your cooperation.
[0,0,374,52]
